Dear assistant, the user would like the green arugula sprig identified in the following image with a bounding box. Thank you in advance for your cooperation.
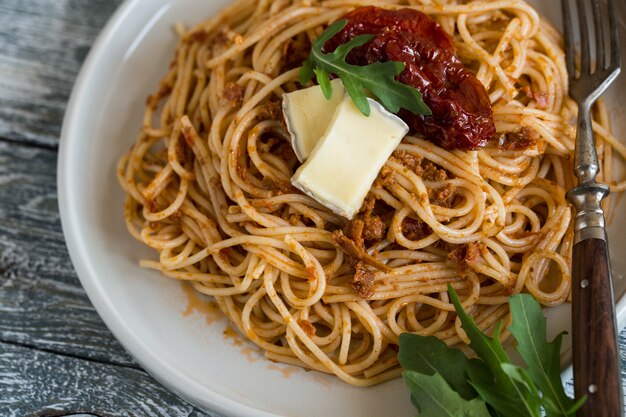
[398,285,585,417]
[299,19,431,117]
[508,296,587,416]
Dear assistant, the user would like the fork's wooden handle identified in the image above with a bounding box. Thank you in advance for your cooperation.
[572,238,623,417]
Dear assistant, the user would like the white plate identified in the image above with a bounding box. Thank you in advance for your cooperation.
[58,1,626,416]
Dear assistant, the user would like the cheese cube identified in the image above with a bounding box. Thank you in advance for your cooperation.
[291,95,408,219]
[282,78,345,162]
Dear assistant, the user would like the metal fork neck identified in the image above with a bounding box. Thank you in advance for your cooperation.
[573,101,599,184]
[567,101,610,244]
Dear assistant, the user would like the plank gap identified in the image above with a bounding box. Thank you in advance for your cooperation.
[24,411,109,417]
[0,338,141,371]
[0,135,59,151]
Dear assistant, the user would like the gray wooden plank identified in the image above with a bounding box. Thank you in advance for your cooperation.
[0,0,122,148]
[0,140,134,366]
[0,340,215,417]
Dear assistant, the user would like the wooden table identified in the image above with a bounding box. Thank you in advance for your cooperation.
[1,1,625,416]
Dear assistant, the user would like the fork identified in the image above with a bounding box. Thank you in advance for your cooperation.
[562,0,623,415]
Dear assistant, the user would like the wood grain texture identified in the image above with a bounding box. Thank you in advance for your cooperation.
[0,341,215,417]
[572,238,623,416]
[564,333,626,408]
[0,141,133,367]
[0,0,122,147]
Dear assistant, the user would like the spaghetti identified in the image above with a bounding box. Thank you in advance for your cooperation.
[117,0,626,386]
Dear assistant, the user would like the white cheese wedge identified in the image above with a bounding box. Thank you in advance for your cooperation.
[291,95,409,219]
[283,78,345,162]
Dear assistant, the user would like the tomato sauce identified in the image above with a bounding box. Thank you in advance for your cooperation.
[324,7,496,150]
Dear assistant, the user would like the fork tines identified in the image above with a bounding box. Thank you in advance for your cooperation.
[561,0,621,101]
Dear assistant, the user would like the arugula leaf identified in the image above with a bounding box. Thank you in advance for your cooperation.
[449,285,542,417]
[466,360,526,417]
[467,358,538,417]
[398,285,580,417]
[403,371,492,417]
[313,67,332,99]
[509,294,584,416]
[501,363,542,400]
[398,333,480,400]
[300,56,314,85]
[299,19,431,117]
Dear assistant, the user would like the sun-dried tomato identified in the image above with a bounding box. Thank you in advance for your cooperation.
[324,7,495,150]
